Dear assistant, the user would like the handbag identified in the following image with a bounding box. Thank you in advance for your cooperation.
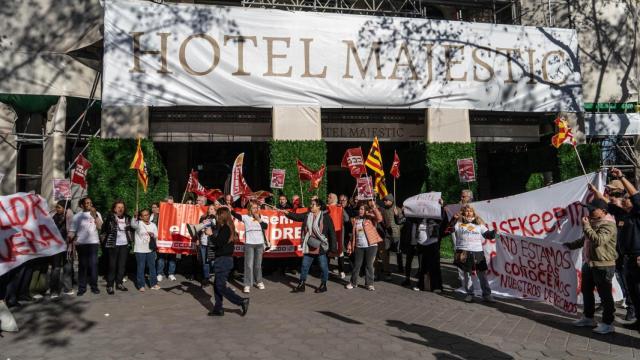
[148,233,157,251]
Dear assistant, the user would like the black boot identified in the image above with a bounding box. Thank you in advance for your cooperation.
[292,281,306,293]
[315,282,327,293]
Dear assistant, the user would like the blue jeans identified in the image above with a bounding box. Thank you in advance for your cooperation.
[156,253,176,276]
[135,252,158,289]
[199,245,214,279]
[213,256,244,311]
[300,254,329,283]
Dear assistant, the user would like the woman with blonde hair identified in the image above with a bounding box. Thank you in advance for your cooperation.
[450,204,496,303]
[205,207,249,317]
[231,201,270,293]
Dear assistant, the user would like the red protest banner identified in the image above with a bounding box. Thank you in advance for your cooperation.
[356,177,374,200]
[157,203,343,258]
[71,155,92,189]
[457,158,476,183]
[0,193,66,276]
[53,179,72,201]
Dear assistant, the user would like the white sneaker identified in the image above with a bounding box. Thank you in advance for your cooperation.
[412,287,420,292]
[366,285,375,291]
[122,278,127,283]
[345,283,354,290]
[169,275,177,281]
[63,290,75,296]
[464,295,474,303]
[256,282,265,290]
[340,272,346,279]
[572,317,597,327]
[243,286,251,293]
[157,275,163,282]
[593,323,615,334]
[33,294,43,300]
[483,295,496,303]
[50,294,60,300]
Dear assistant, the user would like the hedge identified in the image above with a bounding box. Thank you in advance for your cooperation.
[557,143,602,181]
[525,173,545,192]
[424,142,478,204]
[87,138,169,216]
[269,140,327,206]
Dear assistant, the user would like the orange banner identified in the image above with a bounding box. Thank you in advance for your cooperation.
[157,202,343,258]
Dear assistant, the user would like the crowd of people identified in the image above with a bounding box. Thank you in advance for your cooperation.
[1,169,640,335]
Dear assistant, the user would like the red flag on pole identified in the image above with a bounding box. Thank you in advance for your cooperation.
[390,151,400,179]
[187,170,223,202]
[340,147,367,178]
[71,154,92,189]
[309,165,325,190]
[231,153,252,202]
[297,160,325,190]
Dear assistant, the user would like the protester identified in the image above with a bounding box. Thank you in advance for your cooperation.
[415,217,443,292]
[346,200,383,290]
[231,201,271,293]
[284,199,337,293]
[205,207,249,316]
[223,194,234,207]
[197,204,218,287]
[398,214,420,290]
[277,194,292,210]
[451,204,495,303]
[150,202,160,226]
[381,194,403,277]
[131,209,160,291]
[327,193,346,279]
[50,200,74,298]
[68,197,103,296]
[565,198,618,334]
[590,175,637,323]
[102,200,133,295]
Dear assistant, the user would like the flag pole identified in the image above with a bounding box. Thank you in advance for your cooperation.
[572,144,591,185]
[393,177,396,202]
[136,178,139,215]
[298,178,305,207]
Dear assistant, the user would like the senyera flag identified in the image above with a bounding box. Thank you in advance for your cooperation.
[365,137,388,198]
[129,138,149,192]
[0,193,66,276]
[71,154,92,189]
[390,151,400,179]
[341,147,367,178]
[551,116,577,148]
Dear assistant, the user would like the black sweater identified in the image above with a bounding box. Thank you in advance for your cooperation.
[609,193,640,256]
[210,225,235,257]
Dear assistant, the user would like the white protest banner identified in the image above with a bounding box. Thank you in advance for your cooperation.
[52,179,72,201]
[0,193,66,276]
[270,169,286,189]
[493,233,579,313]
[403,192,442,219]
[467,171,622,301]
[104,0,582,112]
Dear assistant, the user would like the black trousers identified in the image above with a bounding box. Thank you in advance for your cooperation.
[624,256,640,320]
[404,245,418,280]
[107,245,129,287]
[417,242,443,291]
[50,251,73,294]
[582,264,615,325]
[77,244,99,291]
[2,264,31,304]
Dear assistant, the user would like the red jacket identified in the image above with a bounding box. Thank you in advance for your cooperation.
[348,208,383,252]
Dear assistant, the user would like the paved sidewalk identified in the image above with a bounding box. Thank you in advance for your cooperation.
[2,262,639,359]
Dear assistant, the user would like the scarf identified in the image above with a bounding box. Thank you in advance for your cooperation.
[304,212,328,251]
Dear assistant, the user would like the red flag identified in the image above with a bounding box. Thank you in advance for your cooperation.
[231,153,252,201]
[390,151,400,179]
[296,159,314,181]
[186,170,223,203]
[71,154,92,189]
[341,147,367,178]
[129,138,149,192]
[309,165,325,190]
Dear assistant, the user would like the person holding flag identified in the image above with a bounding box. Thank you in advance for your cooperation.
[365,137,391,279]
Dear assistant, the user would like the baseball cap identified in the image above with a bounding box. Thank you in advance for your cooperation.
[605,180,625,193]
[583,199,608,212]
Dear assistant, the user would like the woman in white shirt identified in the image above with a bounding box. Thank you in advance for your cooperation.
[231,201,271,293]
[451,205,496,303]
[131,209,160,291]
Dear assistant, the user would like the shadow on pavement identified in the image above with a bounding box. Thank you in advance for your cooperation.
[317,310,364,324]
[4,298,96,348]
[386,320,514,360]
[162,281,213,312]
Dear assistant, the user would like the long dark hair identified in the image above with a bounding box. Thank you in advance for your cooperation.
[216,207,237,243]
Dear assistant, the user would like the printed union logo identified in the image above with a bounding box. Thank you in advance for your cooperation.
[347,156,363,166]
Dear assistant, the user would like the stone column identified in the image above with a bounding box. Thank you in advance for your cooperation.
[101,106,149,139]
[0,103,18,195]
[272,106,321,140]
[425,108,471,143]
[42,96,68,206]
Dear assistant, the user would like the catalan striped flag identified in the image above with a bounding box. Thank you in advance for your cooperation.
[129,138,149,192]
[365,137,388,198]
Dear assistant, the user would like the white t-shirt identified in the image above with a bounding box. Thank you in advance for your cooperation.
[355,219,369,248]
[242,215,265,245]
[115,217,128,246]
[133,220,158,253]
[454,222,489,252]
[70,211,102,245]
